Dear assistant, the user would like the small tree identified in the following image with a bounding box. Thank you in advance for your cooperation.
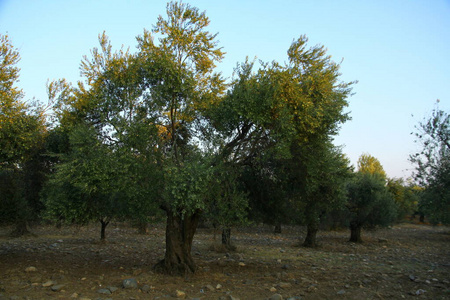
[204,162,248,250]
[296,142,352,247]
[346,172,397,242]
[0,34,47,236]
[386,178,419,221]
[42,125,129,240]
[410,103,449,224]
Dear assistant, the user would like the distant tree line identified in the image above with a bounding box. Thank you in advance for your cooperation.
[1,1,446,276]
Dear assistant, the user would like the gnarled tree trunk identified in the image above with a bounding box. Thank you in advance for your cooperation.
[137,221,148,235]
[10,220,30,237]
[154,211,200,275]
[274,223,282,234]
[303,221,319,247]
[100,218,109,241]
[349,221,363,243]
[222,227,236,250]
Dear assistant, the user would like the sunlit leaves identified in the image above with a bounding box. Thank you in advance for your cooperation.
[0,34,46,167]
[357,153,387,180]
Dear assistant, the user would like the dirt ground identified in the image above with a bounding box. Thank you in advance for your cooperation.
[0,222,449,300]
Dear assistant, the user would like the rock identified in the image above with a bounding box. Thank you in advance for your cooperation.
[122,278,138,289]
[281,264,290,270]
[175,289,186,298]
[270,287,277,292]
[25,266,37,272]
[269,294,283,300]
[216,283,222,290]
[51,284,66,292]
[42,280,55,287]
[70,293,78,298]
[238,262,246,267]
[97,288,111,295]
[278,282,291,288]
[141,284,151,293]
[337,290,346,295]
[409,275,416,281]
[287,297,302,300]
[415,289,426,295]
[205,284,215,291]
[107,286,118,293]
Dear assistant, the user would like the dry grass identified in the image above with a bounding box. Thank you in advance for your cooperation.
[0,222,449,299]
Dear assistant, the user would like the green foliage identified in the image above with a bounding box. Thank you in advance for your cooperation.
[32,1,357,268]
[209,35,354,230]
[0,34,46,167]
[347,172,397,229]
[242,156,296,226]
[410,103,449,224]
[43,125,124,223]
[294,141,353,228]
[386,178,419,221]
[0,34,48,231]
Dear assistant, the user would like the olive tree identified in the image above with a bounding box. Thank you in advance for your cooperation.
[0,34,47,236]
[347,156,397,243]
[410,103,449,224]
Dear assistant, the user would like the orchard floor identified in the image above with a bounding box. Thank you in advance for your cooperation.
[0,222,449,300]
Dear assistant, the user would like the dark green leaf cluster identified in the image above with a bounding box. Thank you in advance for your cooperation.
[410,103,450,224]
[347,172,397,229]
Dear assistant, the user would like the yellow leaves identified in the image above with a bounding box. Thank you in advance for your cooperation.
[156,124,171,141]
[357,153,387,179]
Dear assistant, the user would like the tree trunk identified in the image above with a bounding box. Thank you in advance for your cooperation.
[222,228,235,250]
[154,211,200,276]
[349,222,363,243]
[10,220,30,237]
[137,221,148,235]
[100,219,109,241]
[274,223,282,234]
[303,221,319,247]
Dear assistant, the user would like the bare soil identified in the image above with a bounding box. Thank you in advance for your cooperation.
[0,222,449,300]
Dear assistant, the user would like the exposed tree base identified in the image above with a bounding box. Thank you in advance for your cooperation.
[100,219,109,241]
[10,222,32,237]
[154,211,200,276]
[220,228,237,251]
[349,223,363,243]
[137,222,149,235]
[274,224,282,234]
[153,257,196,277]
[303,224,319,248]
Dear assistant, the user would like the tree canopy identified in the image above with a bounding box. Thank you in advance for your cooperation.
[410,103,450,224]
[0,34,48,235]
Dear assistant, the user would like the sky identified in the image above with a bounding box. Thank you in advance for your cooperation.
[1,0,449,179]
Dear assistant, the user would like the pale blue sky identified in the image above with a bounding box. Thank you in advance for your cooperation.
[1,0,449,179]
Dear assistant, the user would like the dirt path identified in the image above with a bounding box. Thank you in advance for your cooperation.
[0,223,449,299]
